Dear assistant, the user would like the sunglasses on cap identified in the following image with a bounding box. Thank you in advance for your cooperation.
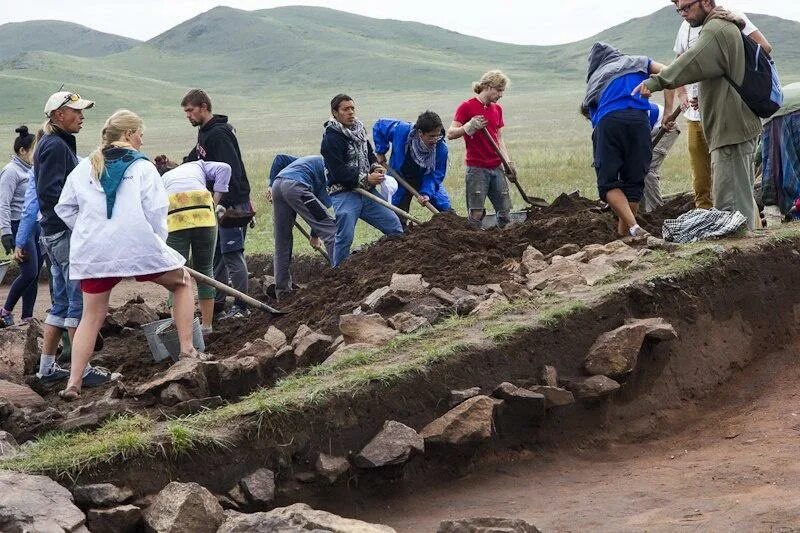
[57,93,82,110]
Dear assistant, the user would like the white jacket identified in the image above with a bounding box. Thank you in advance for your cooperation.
[55,156,185,280]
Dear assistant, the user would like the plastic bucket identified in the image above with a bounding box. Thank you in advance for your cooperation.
[143,317,205,362]
[0,261,10,284]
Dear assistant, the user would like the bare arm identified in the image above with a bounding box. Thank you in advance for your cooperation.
[748,30,772,55]
[447,120,465,141]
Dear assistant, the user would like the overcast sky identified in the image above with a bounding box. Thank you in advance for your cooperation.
[2,0,799,45]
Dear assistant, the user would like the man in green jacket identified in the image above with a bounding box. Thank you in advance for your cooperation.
[633,0,762,229]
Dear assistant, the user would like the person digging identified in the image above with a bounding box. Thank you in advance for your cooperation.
[581,42,673,237]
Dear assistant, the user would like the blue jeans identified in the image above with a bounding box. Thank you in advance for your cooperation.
[40,230,82,329]
[331,190,403,267]
[3,220,43,319]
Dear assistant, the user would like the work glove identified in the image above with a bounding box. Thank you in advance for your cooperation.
[463,116,486,137]
[1,234,13,254]
[215,204,226,221]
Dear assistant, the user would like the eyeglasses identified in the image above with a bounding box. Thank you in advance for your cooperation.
[676,0,700,14]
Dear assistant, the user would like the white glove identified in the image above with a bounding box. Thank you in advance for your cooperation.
[463,117,485,136]
[215,205,226,220]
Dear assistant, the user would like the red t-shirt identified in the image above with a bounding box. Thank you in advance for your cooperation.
[454,97,505,169]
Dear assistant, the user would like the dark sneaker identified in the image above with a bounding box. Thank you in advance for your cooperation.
[218,306,250,320]
[0,310,13,328]
[81,366,121,388]
[36,362,70,384]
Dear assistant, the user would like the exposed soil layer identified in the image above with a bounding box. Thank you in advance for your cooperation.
[21,193,695,434]
[74,238,800,510]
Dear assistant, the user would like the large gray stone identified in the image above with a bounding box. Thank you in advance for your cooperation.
[520,245,547,275]
[87,504,142,533]
[389,273,429,294]
[361,286,392,311]
[265,503,396,533]
[584,323,648,377]
[110,300,159,328]
[216,510,305,533]
[492,382,545,413]
[339,314,398,346]
[159,383,193,407]
[0,430,17,458]
[528,386,575,408]
[420,395,501,445]
[0,378,45,409]
[568,375,621,400]
[625,317,678,341]
[499,281,532,300]
[73,483,134,508]
[388,312,430,334]
[0,327,27,384]
[291,325,334,367]
[438,516,542,532]
[454,296,479,316]
[143,481,224,533]
[354,420,424,468]
[470,293,509,318]
[130,358,208,397]
[316,453,351,483]
[239,468,275,506]
[449,387,482,408]
[429,287,457,306]
[0,470,86,532]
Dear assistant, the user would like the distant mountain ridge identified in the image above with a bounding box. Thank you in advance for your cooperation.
[0,5,797,122]
[0,20,140,61]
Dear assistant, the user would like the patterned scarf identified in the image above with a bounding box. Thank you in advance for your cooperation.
[326,118,370,178]
[407,128,437,172]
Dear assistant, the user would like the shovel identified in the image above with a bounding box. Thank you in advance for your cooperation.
[292,221,332,265]
[353,187,423,225]
[184,266,286,315]
[481,129,549,208]
[385,166,440,215]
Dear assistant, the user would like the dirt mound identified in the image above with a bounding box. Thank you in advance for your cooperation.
[210,193,694,355]
[639,193,696,235]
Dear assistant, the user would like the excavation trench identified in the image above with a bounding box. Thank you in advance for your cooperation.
[64,237,800,515]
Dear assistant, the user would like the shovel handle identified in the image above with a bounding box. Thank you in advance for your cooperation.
[353,187,423,225]
[292,221,332,265]
[651,105,683,148]
[386,166,440,215]
[480,129,548,208]
[184,266,286,315]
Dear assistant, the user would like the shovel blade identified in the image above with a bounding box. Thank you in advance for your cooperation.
[481,211,529,229]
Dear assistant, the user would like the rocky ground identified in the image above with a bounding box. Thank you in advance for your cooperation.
[2,192,796,532]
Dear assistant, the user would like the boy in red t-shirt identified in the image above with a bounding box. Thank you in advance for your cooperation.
[447,70,514,228]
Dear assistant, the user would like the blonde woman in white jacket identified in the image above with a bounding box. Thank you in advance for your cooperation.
[55,110,203,400]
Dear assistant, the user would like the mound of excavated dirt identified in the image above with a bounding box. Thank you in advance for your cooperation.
[208,193,694,356]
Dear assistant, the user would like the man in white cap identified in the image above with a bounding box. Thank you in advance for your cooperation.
[34,91,109,387]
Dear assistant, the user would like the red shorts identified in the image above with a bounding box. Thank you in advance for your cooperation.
[80,272,165,294]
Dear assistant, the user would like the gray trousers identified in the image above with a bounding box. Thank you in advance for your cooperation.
[641,127,680,213]
[214,203,250,310]
[272,178,335,297]
[711,137,759,230]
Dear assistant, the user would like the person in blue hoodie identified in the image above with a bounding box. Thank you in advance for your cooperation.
[373,111,451,224]
[267,154,335,299]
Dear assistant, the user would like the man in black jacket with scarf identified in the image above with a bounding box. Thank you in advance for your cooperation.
[321,94,403,267]
[182,89,252,319]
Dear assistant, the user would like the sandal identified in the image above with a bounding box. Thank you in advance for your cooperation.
[179,350,213,362]
[58,385,81,401]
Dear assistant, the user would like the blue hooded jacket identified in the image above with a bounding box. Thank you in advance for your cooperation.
[372,118,451,210]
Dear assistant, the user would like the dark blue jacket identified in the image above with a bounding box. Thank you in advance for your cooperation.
[320,122,377,195]
[372,118,451,210]
[33,127,78,236]
[269,154,331,208]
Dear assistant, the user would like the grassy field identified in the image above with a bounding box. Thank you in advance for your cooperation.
[0,85,696,262]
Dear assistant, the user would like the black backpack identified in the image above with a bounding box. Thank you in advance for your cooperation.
[725,32,784,119]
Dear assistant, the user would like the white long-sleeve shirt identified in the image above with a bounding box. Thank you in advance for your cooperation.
[55,157,185,279]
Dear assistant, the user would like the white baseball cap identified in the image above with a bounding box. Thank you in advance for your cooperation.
[44,91,95,117]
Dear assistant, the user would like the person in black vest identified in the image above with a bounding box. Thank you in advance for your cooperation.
[182,89,252,319]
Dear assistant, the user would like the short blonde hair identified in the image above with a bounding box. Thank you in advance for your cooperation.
[89,110,143,179]
[472,70,510,94]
